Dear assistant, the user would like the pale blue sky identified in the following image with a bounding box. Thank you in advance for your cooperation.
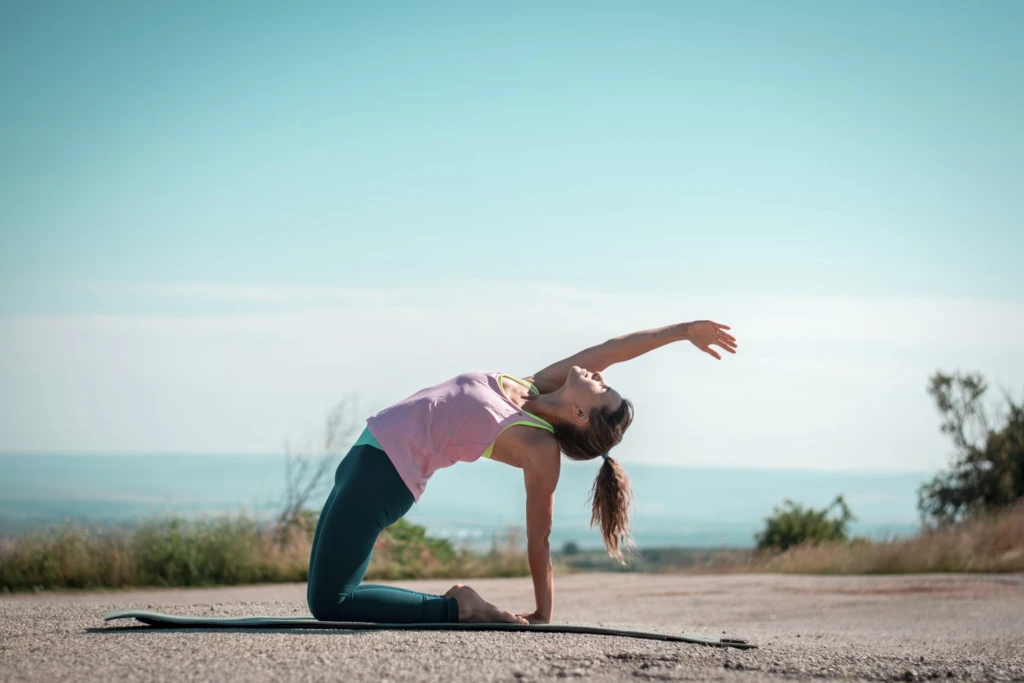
[1,1,1022,467]
[3,0,1022,314]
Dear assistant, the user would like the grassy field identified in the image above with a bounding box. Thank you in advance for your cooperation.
[2,503,1022,592]
[757,501,1024,574]
[558,502,1024,575]
[0,516,528,592]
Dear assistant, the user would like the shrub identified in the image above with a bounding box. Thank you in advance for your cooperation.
[755,496,854,551]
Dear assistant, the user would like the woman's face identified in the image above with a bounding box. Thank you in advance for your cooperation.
[563,366,623,424]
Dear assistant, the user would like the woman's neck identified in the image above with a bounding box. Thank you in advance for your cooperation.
[522,394,562,424]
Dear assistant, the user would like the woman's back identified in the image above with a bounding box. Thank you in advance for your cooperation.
[366,371,552,500]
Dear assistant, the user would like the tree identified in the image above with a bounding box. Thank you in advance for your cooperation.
[276,395,360,545]
[755,496,854,551]
[918,371,1024,525]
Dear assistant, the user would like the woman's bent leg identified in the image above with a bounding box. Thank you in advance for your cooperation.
[305,483,339,609]
[306,444,458,623]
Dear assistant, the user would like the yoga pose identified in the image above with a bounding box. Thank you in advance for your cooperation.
[307,319,738,624]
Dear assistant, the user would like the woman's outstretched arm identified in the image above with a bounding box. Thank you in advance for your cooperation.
[527,320,737,393]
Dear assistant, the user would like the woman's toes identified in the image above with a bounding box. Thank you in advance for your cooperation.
[477,603,522,624]
[500,610,528,625]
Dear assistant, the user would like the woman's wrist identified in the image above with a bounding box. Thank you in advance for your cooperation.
[673,322,693,341]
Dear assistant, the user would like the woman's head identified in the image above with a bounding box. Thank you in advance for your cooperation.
[551,366,632,457]
[549,366,636,561]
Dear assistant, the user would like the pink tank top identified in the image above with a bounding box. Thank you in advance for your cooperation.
[366,371,554,501]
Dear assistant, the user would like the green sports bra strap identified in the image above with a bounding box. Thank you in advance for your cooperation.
[516,417,554,433]
[504,374,540,395]
[497,373,554,431]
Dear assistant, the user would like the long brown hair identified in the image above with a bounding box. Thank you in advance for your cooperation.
[552,398,636,561]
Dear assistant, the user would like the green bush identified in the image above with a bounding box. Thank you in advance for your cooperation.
[561,540,581,555]
[755,496,855,551]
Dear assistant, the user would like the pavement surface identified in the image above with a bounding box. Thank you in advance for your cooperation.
[2,573,1023,682]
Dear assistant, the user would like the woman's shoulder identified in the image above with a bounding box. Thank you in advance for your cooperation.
[515,422,560,455]
[490,417,560,470]
[517,427,561,487]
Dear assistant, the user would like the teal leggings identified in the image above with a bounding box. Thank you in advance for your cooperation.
[306,443,459,623]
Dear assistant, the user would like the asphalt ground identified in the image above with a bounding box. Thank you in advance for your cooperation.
[2,573,1022,682]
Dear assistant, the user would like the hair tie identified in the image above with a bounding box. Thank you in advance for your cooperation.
[601,452,610,461]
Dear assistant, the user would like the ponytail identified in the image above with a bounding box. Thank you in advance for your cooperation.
[589,455,635,562]
[552,396,636,562]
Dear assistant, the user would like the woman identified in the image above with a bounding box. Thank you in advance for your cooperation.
[307,319,737,625]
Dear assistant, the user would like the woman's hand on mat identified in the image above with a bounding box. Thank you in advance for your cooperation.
[516,611,551,625]
[445,584,528,624]
[681,320,737,360]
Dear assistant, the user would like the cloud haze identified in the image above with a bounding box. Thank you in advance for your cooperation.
[2,284,1021,473]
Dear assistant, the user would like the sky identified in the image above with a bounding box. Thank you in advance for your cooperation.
[1,1,1022,472]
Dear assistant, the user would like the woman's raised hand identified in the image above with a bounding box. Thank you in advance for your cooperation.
[683,321,737,360]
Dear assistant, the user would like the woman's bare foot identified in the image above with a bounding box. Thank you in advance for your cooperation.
[445,584,527,624]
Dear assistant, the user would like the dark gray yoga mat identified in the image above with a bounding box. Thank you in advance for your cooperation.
[102,610,755,649]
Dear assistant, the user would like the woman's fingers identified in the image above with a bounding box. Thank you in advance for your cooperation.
[715,335,737,349]
[710,322,736,343]
[714,340,737,354]
[692,321,737,359]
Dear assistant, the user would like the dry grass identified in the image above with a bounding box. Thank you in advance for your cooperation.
[757,501,1024,574]
[0,515,530,592]
[5,504,1022,592]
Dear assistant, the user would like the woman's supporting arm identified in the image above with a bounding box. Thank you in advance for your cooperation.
[520,436,560,623]
[528,320,736,393]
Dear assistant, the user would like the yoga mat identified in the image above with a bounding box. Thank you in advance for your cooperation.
[102,610,755,649]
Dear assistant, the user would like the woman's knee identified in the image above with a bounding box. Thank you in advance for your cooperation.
[308,589,353,621]
[308,601,334,621]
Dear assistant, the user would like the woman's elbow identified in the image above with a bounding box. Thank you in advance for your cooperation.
[527,530,551,548]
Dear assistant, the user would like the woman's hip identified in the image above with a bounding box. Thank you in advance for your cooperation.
[331,443,414,527]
